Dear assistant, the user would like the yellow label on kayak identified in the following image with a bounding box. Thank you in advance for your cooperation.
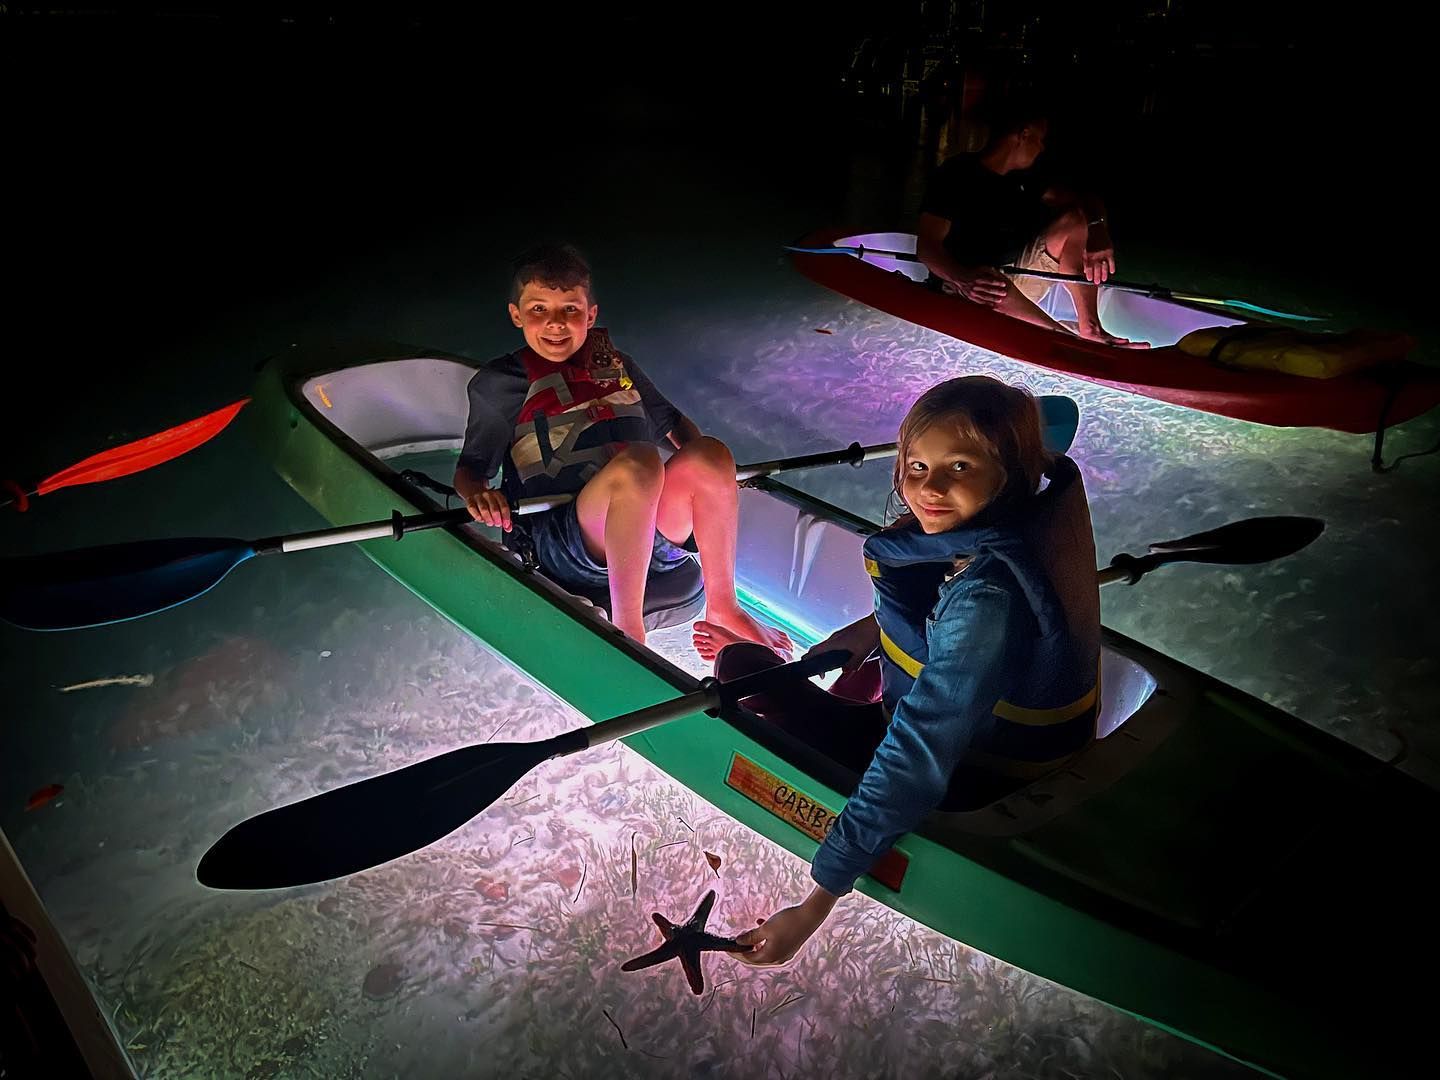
[725,752,908,892]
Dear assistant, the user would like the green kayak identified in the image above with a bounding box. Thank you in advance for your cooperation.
[250,341,1436,1079]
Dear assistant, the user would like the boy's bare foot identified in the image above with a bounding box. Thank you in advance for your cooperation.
[693,612,792,661]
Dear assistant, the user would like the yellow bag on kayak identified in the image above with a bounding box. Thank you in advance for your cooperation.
[1176,326,1412,379]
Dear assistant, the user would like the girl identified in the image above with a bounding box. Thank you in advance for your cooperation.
[693,375,1101,966]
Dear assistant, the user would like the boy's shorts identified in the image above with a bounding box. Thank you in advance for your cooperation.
[529,500,694,593]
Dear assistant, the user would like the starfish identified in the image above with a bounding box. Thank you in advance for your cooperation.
[620,889,750,995]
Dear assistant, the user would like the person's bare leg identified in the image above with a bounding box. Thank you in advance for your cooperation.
[994,281,1073,333]
[935,264,1069,333]
[656,437,793,656]
[1044,207,1149,348]
[574,445,665,643]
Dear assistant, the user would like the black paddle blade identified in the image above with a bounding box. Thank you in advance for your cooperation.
[0,537,255,631]
[1148,516,1325,565]
[197,736,572,890]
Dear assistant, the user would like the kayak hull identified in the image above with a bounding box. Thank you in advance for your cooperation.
[790,229,1440,434]
[250,342,1438,1079]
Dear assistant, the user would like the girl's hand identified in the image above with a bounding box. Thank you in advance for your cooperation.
[805,616,879,675]
[734,886,838,966]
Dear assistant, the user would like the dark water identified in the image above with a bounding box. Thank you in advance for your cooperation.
[3,9,1436,1077]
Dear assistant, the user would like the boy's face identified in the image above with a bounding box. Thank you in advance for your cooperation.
[509,281,597,363]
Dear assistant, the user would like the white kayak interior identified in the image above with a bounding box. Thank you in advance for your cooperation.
[301,357,1171,835]
[838,231,1243,347]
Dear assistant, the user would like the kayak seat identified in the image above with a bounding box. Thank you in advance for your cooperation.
[393,464,707,631]
[485,442,708,630]
[553,554,707,632]
[390,463,705,630]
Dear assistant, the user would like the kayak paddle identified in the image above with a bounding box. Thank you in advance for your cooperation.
[0,395,1079,633]
[196,649,850,889]
[784,244,1324,323]
[194,515,1324,890]
[2,399,250,513]
[1097,516,1325,586]
[0,500,560,632]
[999,267,1327,324]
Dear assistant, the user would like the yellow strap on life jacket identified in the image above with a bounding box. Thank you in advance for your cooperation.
[880,630,1098,728]
[879,627,924,679]
[993,684,1098,726]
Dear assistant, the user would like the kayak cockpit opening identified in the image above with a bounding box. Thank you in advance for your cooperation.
[303,360,706,631]
[835,231,1245,348]
[1096,651,1157,739]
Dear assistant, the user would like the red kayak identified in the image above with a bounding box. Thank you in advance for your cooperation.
[789,230,1440,458]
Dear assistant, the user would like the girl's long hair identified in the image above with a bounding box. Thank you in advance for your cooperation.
[887,376,1052,524]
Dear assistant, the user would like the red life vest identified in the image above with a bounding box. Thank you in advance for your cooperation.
[510,329,651,490]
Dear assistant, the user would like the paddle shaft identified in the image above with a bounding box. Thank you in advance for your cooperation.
[1097,553,1221,586]
[785,243,1323,319]
[994,265,1232,306]
[255,502,563,555]
[791,244,1185,299]
[539,649,850,761]
[255,442,902,556]
[571,687,719,748]
[1097,565,1136,587]
[736,441,895,481]
[718,396,1070,481]
[263,411,1086,554]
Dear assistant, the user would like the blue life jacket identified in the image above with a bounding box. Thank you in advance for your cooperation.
[861,454,1101,781]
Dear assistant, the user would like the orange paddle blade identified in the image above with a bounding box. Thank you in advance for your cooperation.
[35,398,249,496]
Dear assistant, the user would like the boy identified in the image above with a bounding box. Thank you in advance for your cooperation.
[455,243,791,653]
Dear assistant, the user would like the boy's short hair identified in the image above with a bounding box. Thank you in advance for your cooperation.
[509,243,595,305]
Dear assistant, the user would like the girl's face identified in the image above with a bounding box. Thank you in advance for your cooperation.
[900,422,1007,533]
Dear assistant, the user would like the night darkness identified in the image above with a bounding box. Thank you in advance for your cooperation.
[6,2,1431,455]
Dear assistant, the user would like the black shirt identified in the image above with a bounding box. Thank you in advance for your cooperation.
[920,154,1051,267]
